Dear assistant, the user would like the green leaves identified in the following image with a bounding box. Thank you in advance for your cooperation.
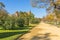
[0,2,5,9]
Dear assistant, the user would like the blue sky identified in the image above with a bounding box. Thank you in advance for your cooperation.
[0,0,47,18]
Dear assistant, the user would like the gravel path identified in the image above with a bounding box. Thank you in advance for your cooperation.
[17,22,60,40]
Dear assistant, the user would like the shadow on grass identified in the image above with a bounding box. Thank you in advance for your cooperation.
[0,31,28,39]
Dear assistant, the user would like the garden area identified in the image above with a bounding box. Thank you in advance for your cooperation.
[0,22,38,40]
[1,0,60,40]
[0,24,37,40]
[0,1,41,40]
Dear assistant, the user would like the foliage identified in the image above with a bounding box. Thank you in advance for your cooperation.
[0,9,36,30]
[0,2,5,9]
[45,13,54,21]
[31,18,41,24]
[17,18,25,27]
[31,0,60,24]
[0,2,41,30]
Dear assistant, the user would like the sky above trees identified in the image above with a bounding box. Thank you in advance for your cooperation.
[0,0,47,18]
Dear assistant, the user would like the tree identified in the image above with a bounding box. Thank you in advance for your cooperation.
[31,18,41,24]
[0,2,9,29]
[4,15,15,29]
[0,2,5,9]
[24,11,35,26]
[28,11,35,23]
[45,13,54,21]
[17,18,25,27]
[31,0,57,9]
[31,0,60,15]
[31,0,60,23]
[16,11,25,27]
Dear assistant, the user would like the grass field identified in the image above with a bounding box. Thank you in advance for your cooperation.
[0,24,36,40]
[0,30,29,40]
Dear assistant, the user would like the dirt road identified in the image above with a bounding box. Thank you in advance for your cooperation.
[17,22,60,40]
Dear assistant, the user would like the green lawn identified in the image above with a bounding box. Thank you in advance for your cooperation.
[0,30,29,40]
[0,24,36,40]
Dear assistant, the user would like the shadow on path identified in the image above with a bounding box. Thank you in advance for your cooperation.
[30,33,50,40]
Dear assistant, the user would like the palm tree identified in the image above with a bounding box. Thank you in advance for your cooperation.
[0,2,5,9]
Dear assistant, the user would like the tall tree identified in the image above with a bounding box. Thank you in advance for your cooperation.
[0,2,5,9]
[16,11,25,27]
[0,2,9,29]
[31,0,60,22]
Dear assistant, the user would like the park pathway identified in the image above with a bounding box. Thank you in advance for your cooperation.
[17,21,60,40]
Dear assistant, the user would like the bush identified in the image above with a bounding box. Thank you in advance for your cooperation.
[31,19,41,24]
[17,18,25,27]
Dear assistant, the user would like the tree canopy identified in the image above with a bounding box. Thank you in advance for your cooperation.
[31,0,60,13]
